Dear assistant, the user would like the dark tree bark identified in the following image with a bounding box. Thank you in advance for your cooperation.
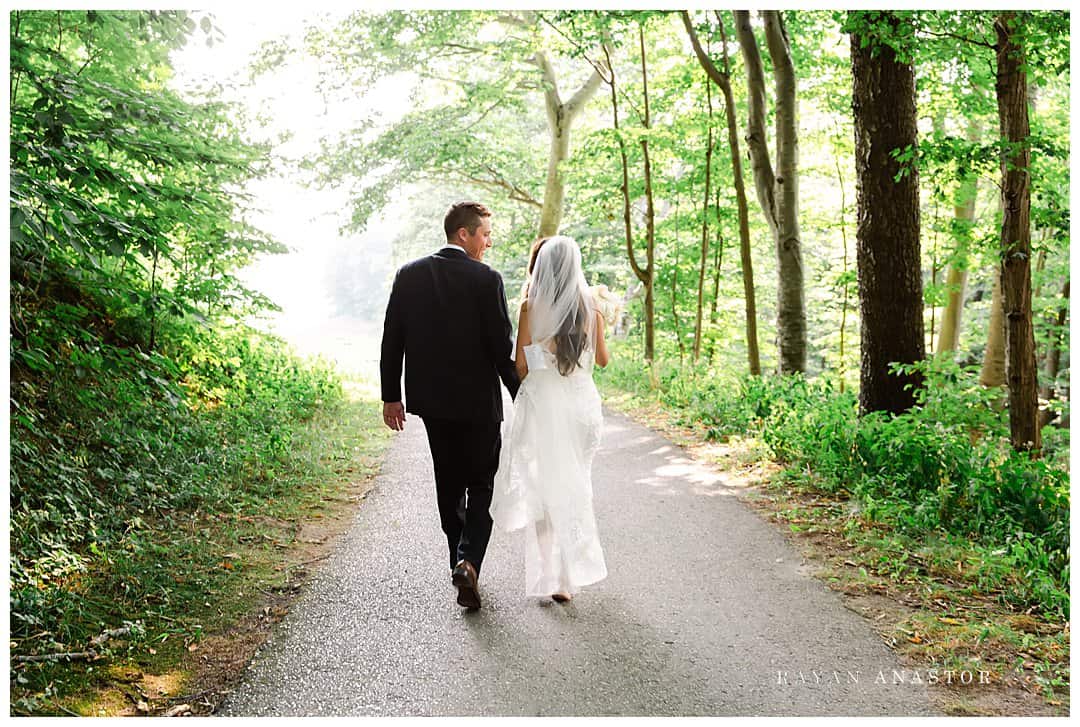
[671,198,685,363]
[850,12,925,414]
[638,22,656,362]
[707,183,725,364]
[995,11,1041,455]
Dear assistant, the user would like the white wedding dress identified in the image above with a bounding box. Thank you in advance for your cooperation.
[491,338,607,597]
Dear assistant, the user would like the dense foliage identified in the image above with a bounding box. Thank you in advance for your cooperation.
[9,10,341,678]
[303,9,1068,390]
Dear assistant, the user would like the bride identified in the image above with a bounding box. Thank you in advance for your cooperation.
[491,235,610,603]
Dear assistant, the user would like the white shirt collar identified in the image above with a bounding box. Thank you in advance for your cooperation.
[441,243,467,254]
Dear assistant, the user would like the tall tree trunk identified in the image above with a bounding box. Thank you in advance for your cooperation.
[602,36,654,361]
[850,12,925,414]
[1033,244,1047,298]
[534,51,603,237]
[672,196,685,363]
[830,124,852,393]
[1039,279,1069,427]
[980,266,1007,387]
[928,195,940,350]
[681,10,760,375]
[995,11,1041,455]
[639,22,656,362]
[693,80,714,363]
[936,116,982,354]
[735,9,805,374]
[1032,238,1049,371]
[148,246,159,352]
[708,208,724,364]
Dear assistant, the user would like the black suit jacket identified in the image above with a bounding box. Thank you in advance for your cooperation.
[380,247,521,421]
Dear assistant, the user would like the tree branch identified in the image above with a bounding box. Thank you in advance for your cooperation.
[15,651,97,663]
[734,9,778,229]
[495,12,529,28]
[537,13,611,82]
[919,27,996,50]
[564,67,603,120]
[680,11,731,91]
[533,49,562,110]
[465,96,509,131]
[451,170,543,208]
[601,40,646,284]
[435,42,486,54]
[13,624,136,664]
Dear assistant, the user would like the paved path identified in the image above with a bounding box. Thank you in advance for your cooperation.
[218,407,939,716]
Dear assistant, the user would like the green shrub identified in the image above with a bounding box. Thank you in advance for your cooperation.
[10,297,344,649]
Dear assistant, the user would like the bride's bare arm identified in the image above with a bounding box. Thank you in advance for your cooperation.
[594,309,610,368]
[515,301,531,380]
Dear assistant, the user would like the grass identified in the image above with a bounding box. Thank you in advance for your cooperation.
[10,377,393,716]
[749,463,1070,714]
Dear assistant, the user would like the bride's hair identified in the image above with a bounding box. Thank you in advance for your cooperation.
[529,236,594,376]
[528,236,548,276]
[553,297,591,376]
[521,236,548,299]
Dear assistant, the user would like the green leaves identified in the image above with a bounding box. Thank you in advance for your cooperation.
[11,9,280,325]
[843,10,920,64]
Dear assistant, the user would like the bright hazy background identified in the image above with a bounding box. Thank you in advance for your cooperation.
[170,7,413,379]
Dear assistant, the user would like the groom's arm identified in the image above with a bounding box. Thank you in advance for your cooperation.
[482,270,521,400]
[380,269,406,409]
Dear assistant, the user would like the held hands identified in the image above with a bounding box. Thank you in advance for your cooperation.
[383,401,406,431]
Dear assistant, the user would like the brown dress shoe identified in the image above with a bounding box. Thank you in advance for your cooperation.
[451,560,481,610]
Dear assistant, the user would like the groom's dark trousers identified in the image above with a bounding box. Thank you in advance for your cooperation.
[421,417,502,572]
[379,246,520,574]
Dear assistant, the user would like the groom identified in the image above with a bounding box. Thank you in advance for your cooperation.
[379,201,520,610]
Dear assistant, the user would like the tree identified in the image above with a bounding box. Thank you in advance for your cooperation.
[10,10,280,344]
[681,10,760,375]
[994,11,1041,454]
[598,19,657,361]
[848,11,926,414]
[935,116,982,354]
[1039,279,1069,427]
[691,77,714,363]
[980,268,1009,388]
[304,11,602,242]
[533,43,604,236]
[735,10,805,374]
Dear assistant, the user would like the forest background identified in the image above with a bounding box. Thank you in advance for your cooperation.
[7,6,1071,715]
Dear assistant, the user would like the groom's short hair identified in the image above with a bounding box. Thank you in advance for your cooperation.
[444,201,491,240]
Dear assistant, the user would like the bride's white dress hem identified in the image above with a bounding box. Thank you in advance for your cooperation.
[491,344,607,597]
